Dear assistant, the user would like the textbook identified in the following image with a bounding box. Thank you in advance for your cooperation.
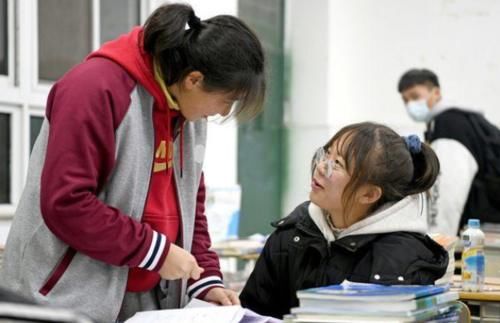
[287,281,459,323]
[286,302,460,323]
[296,281,448,302]
[298,291,458,312]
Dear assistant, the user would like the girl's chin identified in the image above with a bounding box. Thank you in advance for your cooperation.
[309,191,322,206]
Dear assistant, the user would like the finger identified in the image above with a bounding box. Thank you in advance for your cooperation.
[218,292,232,306]
[190,266,204,280]
[191,271,200,280]
[227,290,240,305]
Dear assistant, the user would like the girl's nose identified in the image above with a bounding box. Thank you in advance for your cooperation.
[316,160,327,176]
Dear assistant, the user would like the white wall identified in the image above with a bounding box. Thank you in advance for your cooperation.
[282,0,331,215]
[328,0,500,129]
[283,0,500,216]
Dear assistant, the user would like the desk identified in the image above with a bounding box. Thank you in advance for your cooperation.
[216,252,260,274]
[454,276,500,299]
[217,252,260,293]
[459,291,500,302]
[217,252,260,261]
[213,238,263,292]
[453,276,500,322]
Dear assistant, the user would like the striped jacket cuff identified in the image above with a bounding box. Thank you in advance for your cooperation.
[137,231,169,271]
[187,275,224,299]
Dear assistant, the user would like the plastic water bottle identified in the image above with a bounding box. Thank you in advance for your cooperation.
[461,219,485,292]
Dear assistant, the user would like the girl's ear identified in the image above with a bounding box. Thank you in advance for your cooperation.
[357,184,382,205]
[182,71,204,90]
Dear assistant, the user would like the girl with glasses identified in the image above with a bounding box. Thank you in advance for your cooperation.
[240,122,449,319]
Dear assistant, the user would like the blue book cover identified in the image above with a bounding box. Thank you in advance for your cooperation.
[297,281,449,302]
[297,291,458,313]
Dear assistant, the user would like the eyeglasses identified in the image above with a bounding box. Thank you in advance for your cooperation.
[313,147,343,178]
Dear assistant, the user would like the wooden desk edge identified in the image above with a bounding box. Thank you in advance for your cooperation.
[459,291,500,302]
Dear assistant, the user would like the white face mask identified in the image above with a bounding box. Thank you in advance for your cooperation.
[406,99,432,122]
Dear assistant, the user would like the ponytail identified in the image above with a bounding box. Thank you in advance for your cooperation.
[143,4,194,56]
[405,141,440,195]
[143,4,196,85]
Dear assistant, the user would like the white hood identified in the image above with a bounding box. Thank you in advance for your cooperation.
[309,195,428,243]
[430,98,481,119]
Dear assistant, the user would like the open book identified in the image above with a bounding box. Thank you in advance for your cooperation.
[125,299,281,323]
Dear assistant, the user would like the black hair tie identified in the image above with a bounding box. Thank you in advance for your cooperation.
[188,13,202,30]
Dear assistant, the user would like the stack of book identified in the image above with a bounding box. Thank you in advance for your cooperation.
[284,281,460,323]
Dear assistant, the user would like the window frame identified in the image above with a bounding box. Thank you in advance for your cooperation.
[33,0,146,91]
[0,0,150,218]
[0,105,22,218]
[32,0,95,92]
[0,0,16,90]
[27,107,45,155]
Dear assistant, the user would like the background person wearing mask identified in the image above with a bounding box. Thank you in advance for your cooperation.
[398,68,499,236]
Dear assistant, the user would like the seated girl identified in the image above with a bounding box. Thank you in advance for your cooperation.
[239,122,449,318]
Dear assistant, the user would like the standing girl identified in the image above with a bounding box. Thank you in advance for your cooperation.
[0,4,265,322]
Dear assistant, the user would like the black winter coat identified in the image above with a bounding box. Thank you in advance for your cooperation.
[426,108,500,228]
[239,202,449,319]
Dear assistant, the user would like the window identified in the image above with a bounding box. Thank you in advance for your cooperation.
[0,0,7,76]
[30,115,44,153]
[0,113,10,204]
[0,0,148,217]
[38,0,92,82]
[37,0,142,83]
[100,0,140,44]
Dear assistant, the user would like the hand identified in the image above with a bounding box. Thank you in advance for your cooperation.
[158,244,204,280]
[203,287,240,306]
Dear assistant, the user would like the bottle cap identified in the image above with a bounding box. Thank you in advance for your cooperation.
[468,218,480,229]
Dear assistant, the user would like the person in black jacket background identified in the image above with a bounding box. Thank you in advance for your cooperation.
[240,122,449,319]
[398,68,500,235]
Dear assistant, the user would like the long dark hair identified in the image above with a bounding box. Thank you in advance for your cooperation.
[318,122,440,216]
[143,3,266,121]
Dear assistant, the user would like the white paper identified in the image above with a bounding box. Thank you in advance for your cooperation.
[125,305,244,323]
[125,299,282,323]
[184,298,217,308]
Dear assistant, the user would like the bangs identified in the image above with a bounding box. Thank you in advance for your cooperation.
[325,128,358,175]
[214,71,266,123]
